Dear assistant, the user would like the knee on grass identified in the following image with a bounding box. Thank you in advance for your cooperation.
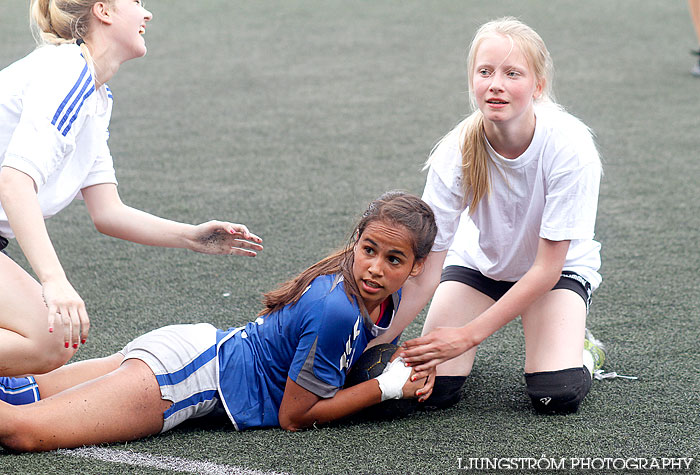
[420,376,467,411]
[525,367,592,415]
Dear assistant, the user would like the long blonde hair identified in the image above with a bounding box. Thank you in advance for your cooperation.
[29,0,103,69]
[429,17,556,212]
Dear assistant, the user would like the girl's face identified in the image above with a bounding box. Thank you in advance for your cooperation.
[106,0,153,60]
[472,34,543,127]
[352,221,423,315]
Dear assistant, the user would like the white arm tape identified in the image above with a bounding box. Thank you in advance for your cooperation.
[375,357,412,402]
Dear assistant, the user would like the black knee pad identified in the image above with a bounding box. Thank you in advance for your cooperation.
[525,367,592,414]
[420,376,467,411]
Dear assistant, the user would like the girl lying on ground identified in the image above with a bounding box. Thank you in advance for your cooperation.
[0,191,436,452]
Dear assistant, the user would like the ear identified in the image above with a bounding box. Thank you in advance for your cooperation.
[533,77,545,100]
[92,2,114,25]
[409,258,425,278]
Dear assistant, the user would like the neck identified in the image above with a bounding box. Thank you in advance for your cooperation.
[91,50,121,89]
[83,37,123,89]
[483,111,536,159]
[366,297,387,324]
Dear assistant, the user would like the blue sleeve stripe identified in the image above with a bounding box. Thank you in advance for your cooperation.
[163,389,218,420]
[155,344,217,387]
[61,85,95,136]
[56,73,94,135]
[51,63,89,126]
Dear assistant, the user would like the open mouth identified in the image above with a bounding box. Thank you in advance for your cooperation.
[362,279,382,290]
[486,99,507,104]
[139,26,146,34]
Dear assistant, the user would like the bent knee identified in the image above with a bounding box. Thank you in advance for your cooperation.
[25,341,74,375]
[525,367,592,414]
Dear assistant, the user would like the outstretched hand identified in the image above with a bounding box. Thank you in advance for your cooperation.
[187,221,263,256]
[400,327,472,378]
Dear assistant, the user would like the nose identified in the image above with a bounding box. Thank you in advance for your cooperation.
[489,73,504,92]
[144,8,153,21]
[367,257,383,277]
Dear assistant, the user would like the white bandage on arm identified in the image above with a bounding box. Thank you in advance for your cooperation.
[375,357,412,401]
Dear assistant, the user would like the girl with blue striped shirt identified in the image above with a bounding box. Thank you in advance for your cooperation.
[0,0,262,385]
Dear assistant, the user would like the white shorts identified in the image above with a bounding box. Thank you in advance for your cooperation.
[120,323,221,433]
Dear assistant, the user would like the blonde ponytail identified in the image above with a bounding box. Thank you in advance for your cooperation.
[29,0,100,69]
[458,111,492,211]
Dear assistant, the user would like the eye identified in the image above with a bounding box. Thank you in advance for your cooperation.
[363,246,375,256]
[506,69,521,78]
[478,68,492,77]
[387,255,402,265]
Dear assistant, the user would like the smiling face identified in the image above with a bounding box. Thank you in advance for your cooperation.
[472,34,543,127]
[105,0,153,60]
[352,221,423,316]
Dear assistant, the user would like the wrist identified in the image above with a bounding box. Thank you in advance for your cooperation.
[38,269,67,285]
[459,323,483,349]
[375,357,412,401]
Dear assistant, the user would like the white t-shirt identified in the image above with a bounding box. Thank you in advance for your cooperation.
[0,44,117,238]
[422,103,602,290]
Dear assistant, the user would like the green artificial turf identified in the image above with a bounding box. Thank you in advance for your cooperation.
[1,1,698,473]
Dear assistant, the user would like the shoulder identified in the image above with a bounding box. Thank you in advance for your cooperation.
[292,274,357,319]
[3,45,92,106]
[535,102,599,168]
[424,125,465,196]
[536,103,594,145]
[428,125,463,170]
[22,44,88,79]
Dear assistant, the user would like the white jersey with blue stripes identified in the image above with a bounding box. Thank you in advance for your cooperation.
[0,44,117,238]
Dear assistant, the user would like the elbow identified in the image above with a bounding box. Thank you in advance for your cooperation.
[90,210,119,237]
[278,414,310,432]
[279,421,300,432]
[530,262,564,290]
[91,214,109,235]
[0,168,34,203]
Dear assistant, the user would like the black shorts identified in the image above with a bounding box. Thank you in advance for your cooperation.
[440,265,592,312]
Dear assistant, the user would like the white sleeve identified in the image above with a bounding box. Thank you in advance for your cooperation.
[2,51,91,189]
[540,138,601,241]
[81,124,116,190]
[421,134,467,252]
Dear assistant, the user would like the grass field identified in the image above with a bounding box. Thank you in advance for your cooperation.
[1,1,699,474]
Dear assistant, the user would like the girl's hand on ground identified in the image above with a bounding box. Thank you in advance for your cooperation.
[188,221,263,256]
[42,278,89,349]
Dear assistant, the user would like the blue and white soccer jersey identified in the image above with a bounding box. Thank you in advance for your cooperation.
[216,274,400,430]
[119,274,400,433]
[0,44,116,238]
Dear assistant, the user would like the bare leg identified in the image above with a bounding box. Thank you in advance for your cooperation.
[33,353,123,398]
[521,289,586,373]
[422,281,494,377]
[689,0,700,46]
[0,253,76,376]
[0,359,171,452]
